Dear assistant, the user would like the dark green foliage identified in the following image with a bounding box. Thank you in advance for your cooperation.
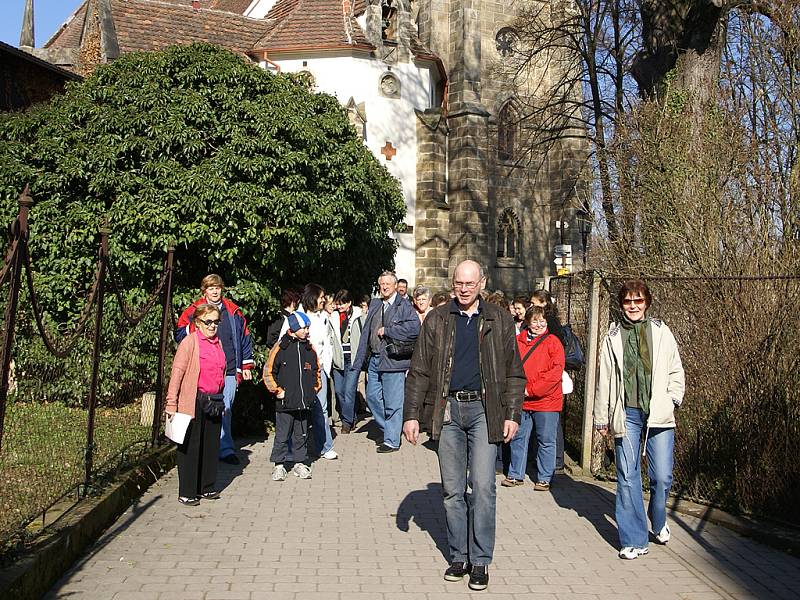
[0,44,404,406]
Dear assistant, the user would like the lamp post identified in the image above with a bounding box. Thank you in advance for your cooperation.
[576,209,592,268]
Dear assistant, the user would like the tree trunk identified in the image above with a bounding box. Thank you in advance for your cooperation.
[632,0,726,105]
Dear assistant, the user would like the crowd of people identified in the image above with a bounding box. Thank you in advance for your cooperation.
[164,264,685,592]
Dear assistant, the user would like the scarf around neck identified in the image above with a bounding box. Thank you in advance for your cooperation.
[621,315,652,413]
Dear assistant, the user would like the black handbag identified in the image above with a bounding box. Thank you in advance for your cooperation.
[198,392,225,418]
[385,337,416,360]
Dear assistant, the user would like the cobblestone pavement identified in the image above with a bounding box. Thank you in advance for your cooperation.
[46,422,800,599]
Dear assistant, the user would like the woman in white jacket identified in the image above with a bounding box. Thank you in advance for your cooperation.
[593,280,685,560]
[299,284,338,460]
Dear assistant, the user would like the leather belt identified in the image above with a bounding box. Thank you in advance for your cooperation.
[451,390,481,402]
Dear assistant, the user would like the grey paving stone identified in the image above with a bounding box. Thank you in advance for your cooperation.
[43,426,800,600]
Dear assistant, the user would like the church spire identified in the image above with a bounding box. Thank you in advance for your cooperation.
[19,0,35,48]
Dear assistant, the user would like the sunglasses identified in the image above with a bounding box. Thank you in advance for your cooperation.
[198,319,221,327]
[622,298,646,307]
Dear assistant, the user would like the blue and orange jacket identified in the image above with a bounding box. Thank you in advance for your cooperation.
[175,297,254,376]
[263,334,321,412]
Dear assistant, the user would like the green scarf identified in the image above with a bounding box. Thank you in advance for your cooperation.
[621,316,652,413]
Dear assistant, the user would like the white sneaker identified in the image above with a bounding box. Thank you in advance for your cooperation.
[271,464,287,481]
[655,524,671,544]
[618,546,649,560]
[321,449,338,460]
[292,463,312,479]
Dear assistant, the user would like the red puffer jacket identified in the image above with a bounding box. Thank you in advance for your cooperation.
[516,330,565,412]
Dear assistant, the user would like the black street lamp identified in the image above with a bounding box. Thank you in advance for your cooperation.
[576,209,592,267]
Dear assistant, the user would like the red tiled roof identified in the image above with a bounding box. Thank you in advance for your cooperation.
[45,4,87,49]
[44,0,438,63]
[256,0,371,51]
[47,0,274,54]
[209,0,253,13]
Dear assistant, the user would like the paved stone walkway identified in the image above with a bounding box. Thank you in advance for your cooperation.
[46,422,800,599]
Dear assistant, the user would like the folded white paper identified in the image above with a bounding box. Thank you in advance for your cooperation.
[165,412,193,444]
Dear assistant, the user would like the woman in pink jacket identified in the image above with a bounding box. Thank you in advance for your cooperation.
[165,304,227,505]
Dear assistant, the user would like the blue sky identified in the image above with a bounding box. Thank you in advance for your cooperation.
[1,1,83,47]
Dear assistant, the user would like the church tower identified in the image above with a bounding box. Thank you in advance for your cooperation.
[414,0,587,292]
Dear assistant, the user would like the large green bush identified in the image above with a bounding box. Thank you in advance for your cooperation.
[0,43,405,406]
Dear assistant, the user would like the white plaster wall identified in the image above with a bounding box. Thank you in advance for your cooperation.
[262,54,437,287]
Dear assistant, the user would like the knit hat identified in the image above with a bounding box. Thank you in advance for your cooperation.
[287,311,311,332]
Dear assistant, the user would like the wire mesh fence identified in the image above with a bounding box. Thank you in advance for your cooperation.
[551,271,800,525]
[0,188,175,557]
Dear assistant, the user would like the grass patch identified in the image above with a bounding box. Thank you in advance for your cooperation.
[0,402,150,552]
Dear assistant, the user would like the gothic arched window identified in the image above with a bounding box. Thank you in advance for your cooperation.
[497,209,519,259]
[498,103,515,162]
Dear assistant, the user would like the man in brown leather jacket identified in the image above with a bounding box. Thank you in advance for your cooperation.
[403,260,525,591]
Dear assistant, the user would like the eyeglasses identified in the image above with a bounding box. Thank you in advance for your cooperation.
[622,298,646,307]
[529,320,547,328]
[453,281,480,290]
[198,319,221,327]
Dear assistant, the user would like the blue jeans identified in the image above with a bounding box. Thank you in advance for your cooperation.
[507,411,560,482]
[219,375,237,458]
[507,411,533,481]
[311,372,334,454]
[438,397,498,567]
[615,407,675,549]
[365,355,405,449]
[533,411,560,483]
[332,357,360,427]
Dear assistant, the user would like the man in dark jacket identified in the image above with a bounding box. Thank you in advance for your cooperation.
[352,271,420,453]
[403,260,525,591]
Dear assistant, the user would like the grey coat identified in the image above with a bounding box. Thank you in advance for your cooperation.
[352,294,420,373]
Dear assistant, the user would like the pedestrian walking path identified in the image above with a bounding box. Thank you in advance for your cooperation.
[46,422,800,599]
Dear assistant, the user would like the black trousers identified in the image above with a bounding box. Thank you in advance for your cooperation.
[270,409,310,466]
[177,396,221,498]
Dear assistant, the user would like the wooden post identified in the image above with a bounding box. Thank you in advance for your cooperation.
[580,272,602,472]
[152,245,174,447]
[0,186,32,453]
[83,223,109,495]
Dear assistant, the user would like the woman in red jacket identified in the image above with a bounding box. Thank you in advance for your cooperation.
[502,305,565,491]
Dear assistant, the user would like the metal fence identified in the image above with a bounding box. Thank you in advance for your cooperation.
[551,271,800,525]
[0,187,175,557]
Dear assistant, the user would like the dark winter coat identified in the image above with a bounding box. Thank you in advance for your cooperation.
[403,299,526,443]
[352,294,420,373]
[263,334,321,412]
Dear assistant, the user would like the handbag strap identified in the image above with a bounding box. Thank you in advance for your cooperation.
[521,333,550,366]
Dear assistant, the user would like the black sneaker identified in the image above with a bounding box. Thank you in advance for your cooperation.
[376,444,399,453]
[468,565,489,591]
[443,562,471,581]
[201,490,220,500]
[220,454,240,465]
[178,496,200,506]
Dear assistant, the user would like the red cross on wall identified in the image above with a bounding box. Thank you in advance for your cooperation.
[381,141,397,161]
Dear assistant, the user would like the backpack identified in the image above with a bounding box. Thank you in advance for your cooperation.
[562,324,584,370]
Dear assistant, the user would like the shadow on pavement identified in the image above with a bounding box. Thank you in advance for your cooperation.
[550,476,619,550]
[355,418,383,444]
[215,437,261,492]
[396,482,450,560]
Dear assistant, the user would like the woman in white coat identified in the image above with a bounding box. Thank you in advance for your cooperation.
[299,284,338,460]
[593,280,685,560]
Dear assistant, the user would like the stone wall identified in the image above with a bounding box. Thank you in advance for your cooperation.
[415,0,588,293]
[414,108,450,291]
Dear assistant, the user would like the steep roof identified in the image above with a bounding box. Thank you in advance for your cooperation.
[254,0,372,51]
[42,0,440,67]
[46,0,273,54]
